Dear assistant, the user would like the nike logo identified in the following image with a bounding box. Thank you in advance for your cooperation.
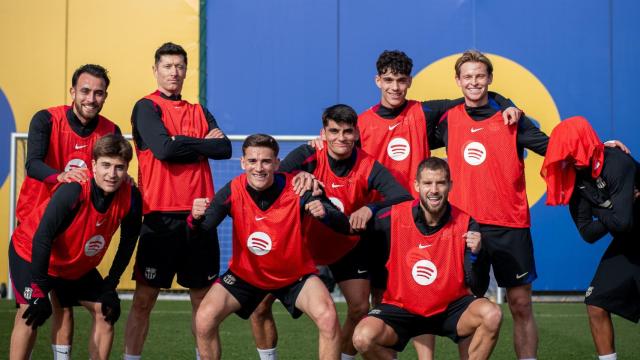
[470,127,483,133]
[255,216,266,221]
[75,144,88,150]
[96,219,106,227]
[516,272,529,279]
[388,123,401,131]
[357,269,368,274]
[331,183,345,189]
[207,274,217,281]
[418,244,432,249]
[578,186,586,190]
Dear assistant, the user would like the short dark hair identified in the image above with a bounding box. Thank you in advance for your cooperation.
[93,134,133,163]
[376,50,413,76]
[416,157,450,182]
[242,134,279,157]
[322,104,358,127]
[455,50,493,77]
[71,64,110,89]
[155,42,188,65]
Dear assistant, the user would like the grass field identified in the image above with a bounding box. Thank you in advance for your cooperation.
[2,300,639,359]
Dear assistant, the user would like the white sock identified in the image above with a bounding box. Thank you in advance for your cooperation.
[124,354,142,360]
[341,353,356,360]
[52,344,71,360]
[257,347,278,360]
[519,358,536,360]
[195,347,201,360]
[599,353,617,360]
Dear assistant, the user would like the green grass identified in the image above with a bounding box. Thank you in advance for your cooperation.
[2,300,639,359]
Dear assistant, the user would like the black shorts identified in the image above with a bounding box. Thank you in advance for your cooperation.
[362,230,388,290]
[218,270,312,320]
[480,225,537,288]
[9,242,103,307]
[133,212,220,289]
[584,241,640,323]
[367,295,476,352]
[328,239,370,283]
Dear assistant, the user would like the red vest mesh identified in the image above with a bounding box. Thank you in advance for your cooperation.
[383,201,471,317]
[358,100,429,198]
[136,93,215,214]
[446,104,530,227]
[302,146,374,265]
[228,173,316,289]
[13,179,132,279]
[16,105,116,223]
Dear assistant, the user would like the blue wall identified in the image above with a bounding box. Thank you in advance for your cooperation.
[206,0,640,291]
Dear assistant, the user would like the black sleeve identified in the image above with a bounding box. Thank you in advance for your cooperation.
[279,145,317,173]
[104,186,142,289]
[569,190,609,243]
[114,124,122,136]
[196,182,233,232]
[301,191,351,235]
[589,151,636,234]
[463,218,490,296]
[517,116,549,156]
[421,99,463,149]
[367,162,412,212]
[25,110,59,181]
[132,99,231,162]
[31,183,83,290]
[369,207,392,264]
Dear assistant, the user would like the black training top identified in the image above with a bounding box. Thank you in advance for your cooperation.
[279,144,412,213]
[31,180,142,290]
[26,107,122,181]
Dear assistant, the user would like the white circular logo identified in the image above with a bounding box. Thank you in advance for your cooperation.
[65,158,87,172]
[463,142,487,166]
[387,137,411,161]
[84,235,106,257]
[329,197,344,213]
[247,231,272,256]
[412,260,438,286]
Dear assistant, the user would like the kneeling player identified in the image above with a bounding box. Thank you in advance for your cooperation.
[9,134,141,360]
[352,157,501,360]
[189,134,352,360]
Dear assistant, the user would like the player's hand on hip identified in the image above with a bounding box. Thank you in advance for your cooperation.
[305,200,326,219]
[349,206,372,232]
[22,283,52,329]
[205,128,225,139]
[502,106,522,125]
[192,198,210,220]
[463,231,482,254]
[604,139,630,154]
[57,167,90,183]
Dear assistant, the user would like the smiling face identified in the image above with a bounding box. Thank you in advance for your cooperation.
[92,156,127,194]
[70,73,108,125]
[414,167,451,222]
[455,61,493,107]
[154,54,187,96]
[321,119,358,160]
[375,70,412,109]
[241,146,280,191]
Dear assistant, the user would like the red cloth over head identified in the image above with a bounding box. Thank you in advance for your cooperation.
[541,116,604,206]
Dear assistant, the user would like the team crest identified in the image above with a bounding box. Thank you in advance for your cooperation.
[223,273,236,285]
[23,287,33,300]
[145,267,157,280]
[412,260,438,286]
[247,231,272,256]
[387,137,410,161]
[585,286,594,297]
[84,235,106,256]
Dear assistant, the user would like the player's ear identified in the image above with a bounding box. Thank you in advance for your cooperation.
[274,158,280,172]
[414,179,420,194]
[320,127,326,141]
[355,126,360,142]
[375,74,382,89]
[240,156,246,171]
[407,76,413,88]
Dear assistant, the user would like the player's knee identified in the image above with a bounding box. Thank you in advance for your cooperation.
[251,302,274,323]
[352,325,375,353]
[508,294,532,319]
[313,306,339,337]
[194,311,219,340]
[130,295,156,316]
[347,299,370,322]
[481,303,502,333]
[586,304,609,320]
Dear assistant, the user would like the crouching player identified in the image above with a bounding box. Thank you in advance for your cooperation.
[189,134,352,360]
[353,158,501,360]
[9,134,141,360]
